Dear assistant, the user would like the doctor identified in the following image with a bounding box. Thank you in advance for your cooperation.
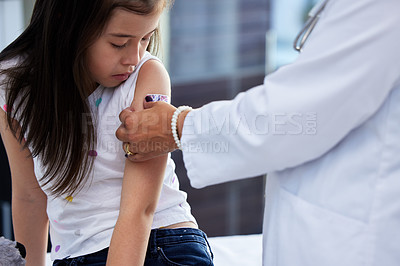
[117,0,400,265]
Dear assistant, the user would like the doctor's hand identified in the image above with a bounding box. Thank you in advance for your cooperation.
[116,101,190,162]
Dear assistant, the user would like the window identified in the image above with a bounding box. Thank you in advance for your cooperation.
[169,0,269,84]
[168,0,270,237]
[0,0,25,51]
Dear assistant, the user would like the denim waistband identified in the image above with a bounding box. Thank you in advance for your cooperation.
[53,228,213,265]
[146,228,213,258]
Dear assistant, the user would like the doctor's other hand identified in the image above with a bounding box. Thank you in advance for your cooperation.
[116,101,191,162]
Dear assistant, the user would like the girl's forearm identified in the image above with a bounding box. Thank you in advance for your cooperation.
[12,196,49,266]
[107,212,154,265]
[107,155,167,265]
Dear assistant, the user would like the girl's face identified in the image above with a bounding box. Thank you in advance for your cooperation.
[86,8,161,89]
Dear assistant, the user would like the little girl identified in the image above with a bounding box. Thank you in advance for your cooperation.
[0,0,213,265]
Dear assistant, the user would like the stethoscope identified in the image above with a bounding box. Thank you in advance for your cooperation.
[293,0,330,52]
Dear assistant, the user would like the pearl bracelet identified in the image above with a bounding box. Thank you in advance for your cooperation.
[171,106,192,150]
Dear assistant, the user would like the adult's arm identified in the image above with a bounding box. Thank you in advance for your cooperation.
[117,0,400,188]
[0,110,49,266]
[107,59,169,265]
[181,0,400,188]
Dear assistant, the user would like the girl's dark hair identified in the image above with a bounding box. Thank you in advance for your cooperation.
[0,0,171,196]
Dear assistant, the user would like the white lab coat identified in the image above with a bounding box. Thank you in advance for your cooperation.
[180,0,400,265]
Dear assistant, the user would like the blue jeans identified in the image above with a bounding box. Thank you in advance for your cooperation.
[53,228,214,266]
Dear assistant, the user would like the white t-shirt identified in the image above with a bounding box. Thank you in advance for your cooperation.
[0,51,196,260]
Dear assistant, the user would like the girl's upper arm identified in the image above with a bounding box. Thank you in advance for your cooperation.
[120,58,171,212]
[0,109,43,198]
[130,58,171,112]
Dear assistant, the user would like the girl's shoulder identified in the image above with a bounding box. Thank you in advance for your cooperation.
[129,53,171,111]
[135,56,170,94]
[118,52,157,88]
[117,52,166,100]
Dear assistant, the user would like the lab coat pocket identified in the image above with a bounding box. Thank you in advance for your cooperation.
[274,188,368,266]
